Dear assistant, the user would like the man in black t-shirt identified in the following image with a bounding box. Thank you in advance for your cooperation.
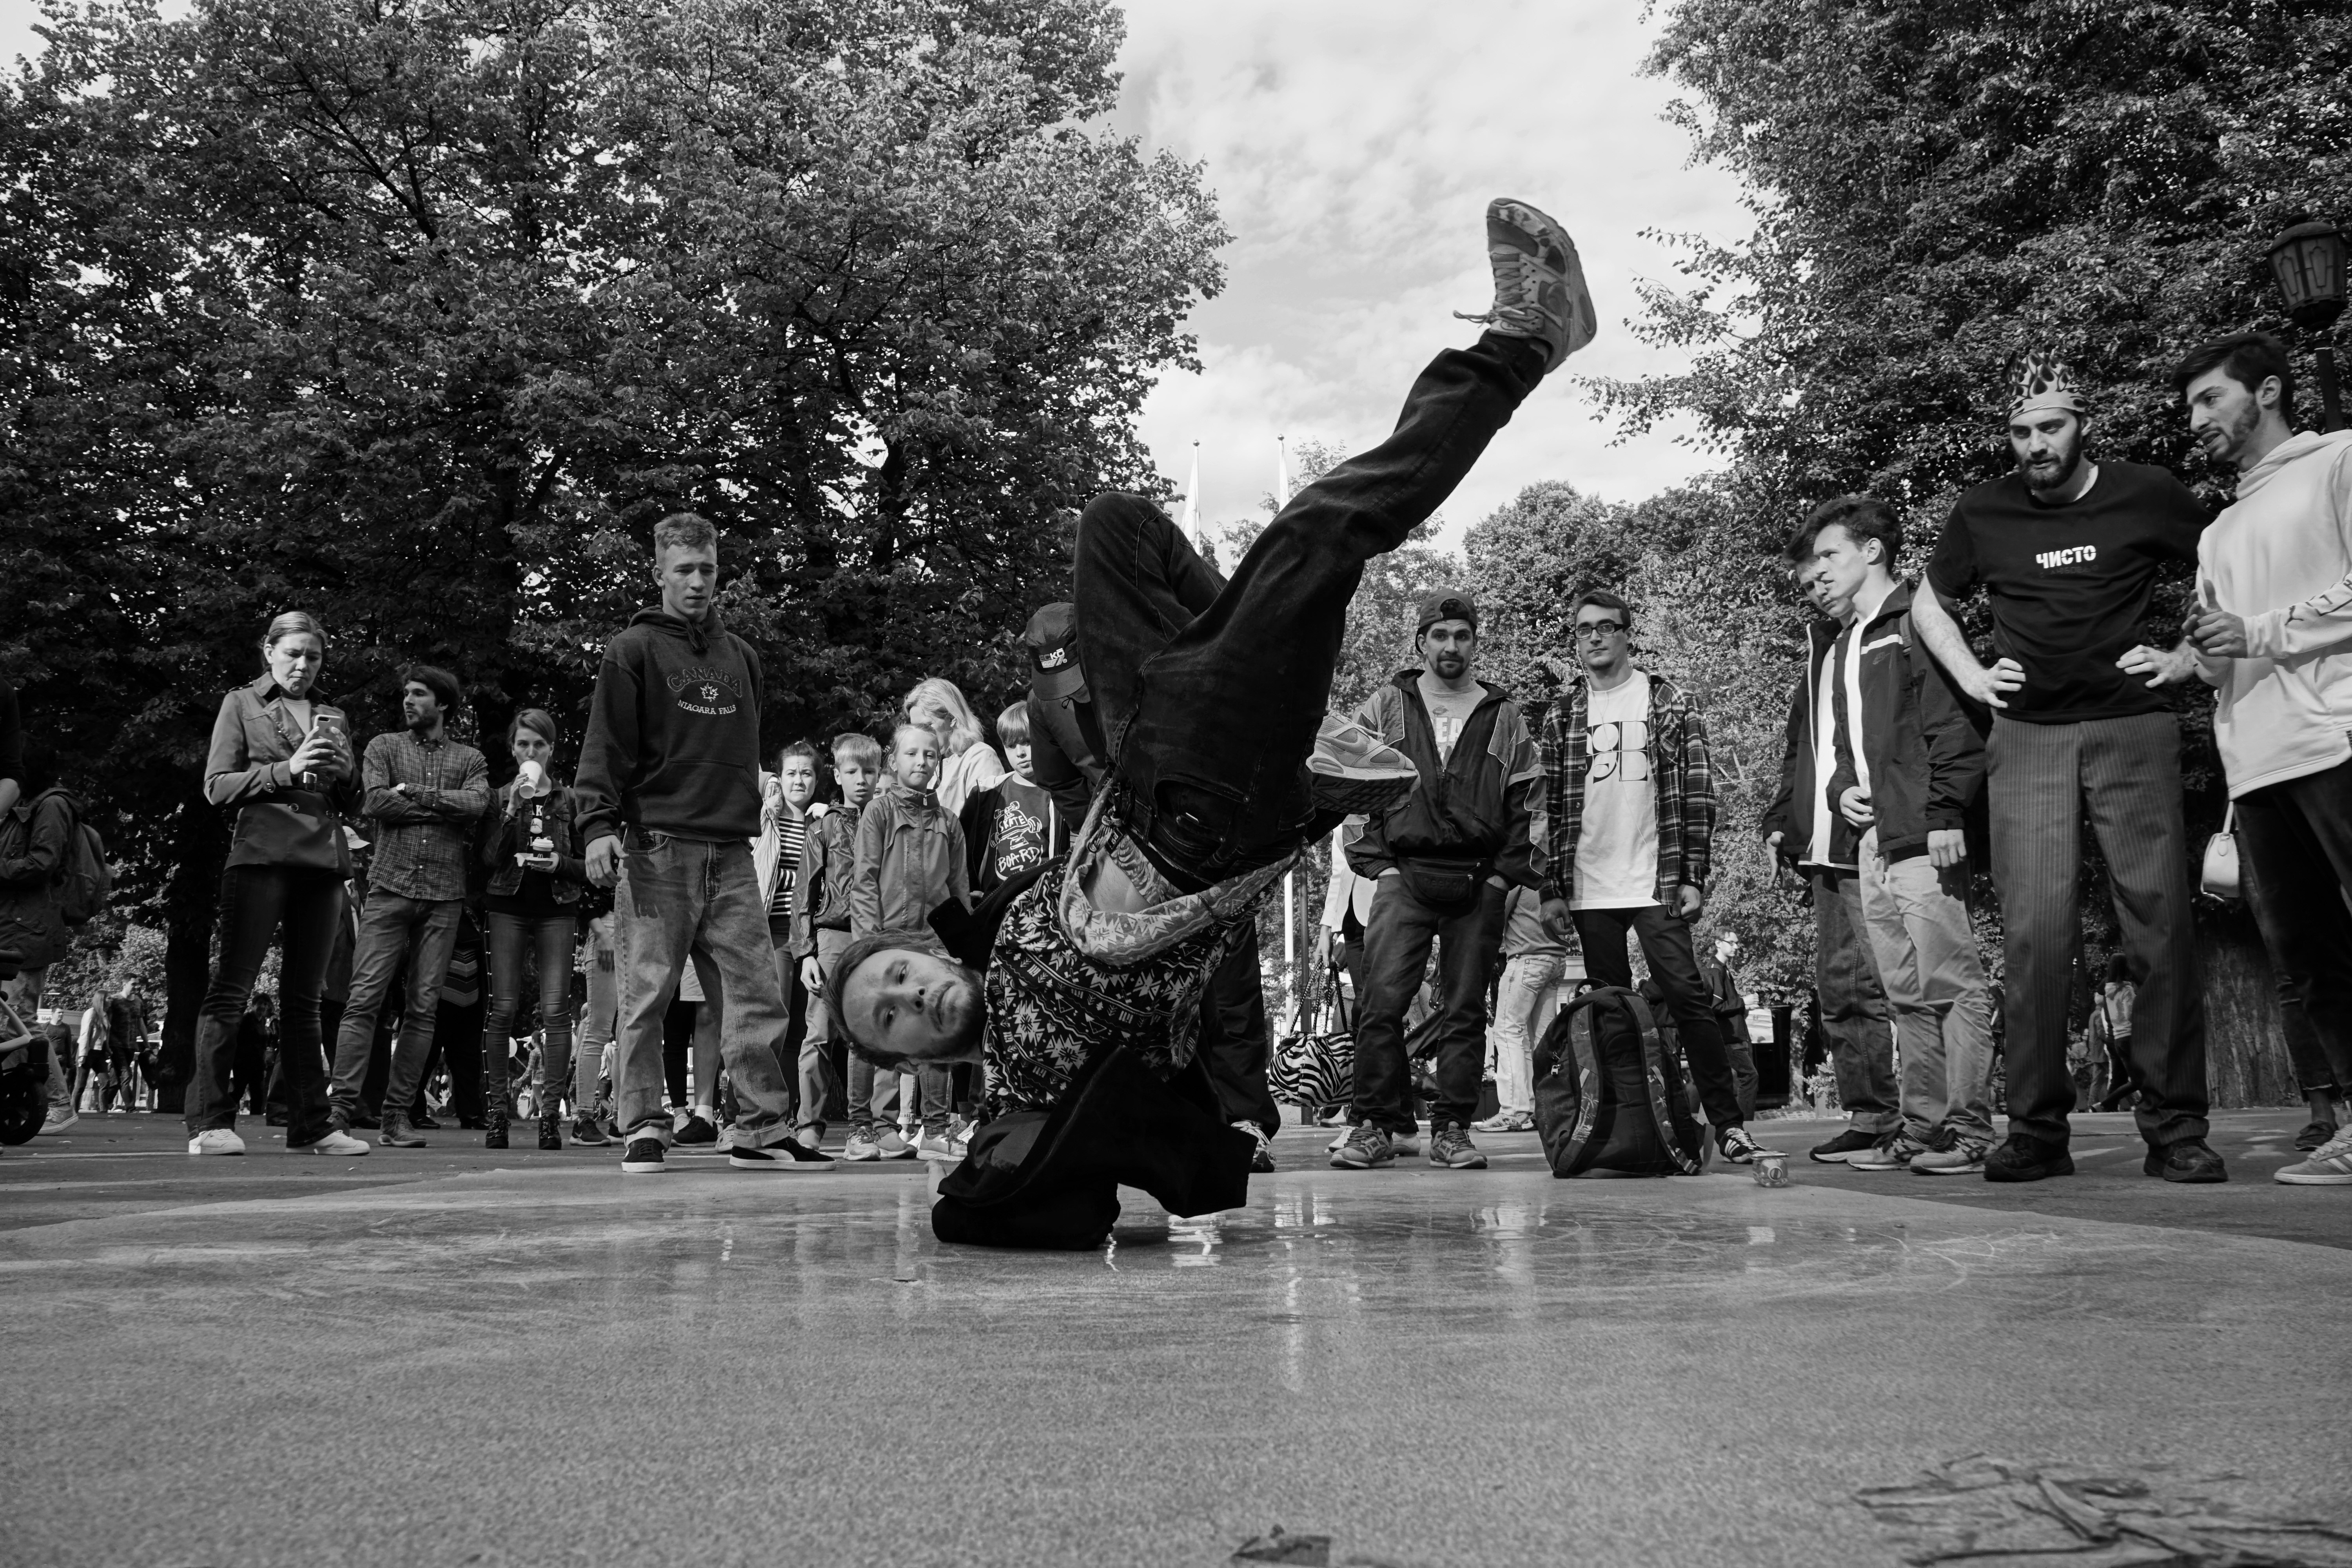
[1909,351,2222,1185]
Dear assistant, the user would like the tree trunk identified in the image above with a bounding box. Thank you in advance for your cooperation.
[154,791,227,1114]
[2196,904,2298,1109]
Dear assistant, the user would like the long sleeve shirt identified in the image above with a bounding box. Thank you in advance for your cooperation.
[849,784,970,936]
[359,730,488,901]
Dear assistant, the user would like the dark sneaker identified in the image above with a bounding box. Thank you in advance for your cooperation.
[1330,1124,1396,1170]
[1984,1134,2074,1183]
[1306,715,1420,817]
[1234,1120,1277,1174]
[674,1114,718,1146]
[1455,197,1596,370]
[346,1111,382,1131]
[2145,1138,2227,1184]
[2294,1119,2338,1153]
[537,1112,562,1151]
[377,1114,426,1149]
[730,1140,835,1172]
[1428,1124,1488,1169]
[1809,1127,1879,1163]
[570,1113,607,1147]
[484,1113,508,1151]
[621,1138,667,1174]
[413,1112,442,1131]
[1717,1125,1765,1165]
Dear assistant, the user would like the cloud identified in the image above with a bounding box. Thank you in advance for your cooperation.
[1114,0,1753,542]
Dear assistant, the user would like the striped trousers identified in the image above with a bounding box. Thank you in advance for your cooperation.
[1987,712,2208,1148]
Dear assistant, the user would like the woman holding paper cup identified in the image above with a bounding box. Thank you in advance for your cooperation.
[188,611,366,1156]
[477,708,589,1149]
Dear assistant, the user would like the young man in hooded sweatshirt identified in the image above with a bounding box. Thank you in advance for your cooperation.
[2155,332,2352,1186]
[577,512,833,1174]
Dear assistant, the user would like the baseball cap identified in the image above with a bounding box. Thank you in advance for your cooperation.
[1416,588,1478,636]
[1023,602,1086,700]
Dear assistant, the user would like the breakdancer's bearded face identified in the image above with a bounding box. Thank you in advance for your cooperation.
[1420,619,1476,681]
[840,948,985,1065]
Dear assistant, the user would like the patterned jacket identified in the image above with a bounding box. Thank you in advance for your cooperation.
[1538,669,1715,905]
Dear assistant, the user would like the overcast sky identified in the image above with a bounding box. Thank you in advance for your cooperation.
[0,0,1754,544]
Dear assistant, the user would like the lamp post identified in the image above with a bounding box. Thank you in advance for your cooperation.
[2268,220,2347,431]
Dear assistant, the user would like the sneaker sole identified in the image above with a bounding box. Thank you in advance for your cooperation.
[1810,1151,1864,1163]
[290,1142,369,1156]
[880,1148,917,1160]
[1847,1160,1913,1172]
[620,1160,669,1174]
[729,1154,835,1172]
[186,1144,245,1156]
[1913,1161,1985,1176]
[840,1150,881,1163]
[2272,1168,2352,1185]
[1330,1151,1395,1169]
[1430,1154,1488,1169]
[1984,1158,2075,1183]
[2144,1156,2228,1184]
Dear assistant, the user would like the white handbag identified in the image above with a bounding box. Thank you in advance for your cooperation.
[2200,803,2240,900]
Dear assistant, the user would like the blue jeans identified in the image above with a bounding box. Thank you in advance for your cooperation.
[483,911,579,1113]
[329,891,462,1125]
[612,830,794,1147]
[1856,831,1995,1143]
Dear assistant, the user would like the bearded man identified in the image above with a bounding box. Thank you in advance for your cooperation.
[1907,352,2220,1185]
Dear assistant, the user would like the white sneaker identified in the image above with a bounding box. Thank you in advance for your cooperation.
[913,1129,958,1161]
[2275,1125,2352,1185]
[39,1106,80,1135]
[1472,1111,1533,1133]
[188,1128,247,1156]
[1390,1129,1423,1158]
[290,1129,369,1156]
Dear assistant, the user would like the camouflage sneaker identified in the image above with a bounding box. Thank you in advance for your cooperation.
[1306,714,1420,817]
[1454,197,1596,370]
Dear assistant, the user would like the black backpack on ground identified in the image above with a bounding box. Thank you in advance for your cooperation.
[1532,984,1708,1178]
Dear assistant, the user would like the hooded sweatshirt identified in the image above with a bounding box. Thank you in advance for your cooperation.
[576,606,766,843]
[2196,429,2352,796]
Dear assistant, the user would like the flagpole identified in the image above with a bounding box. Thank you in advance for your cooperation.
[1181,440,1203,553]
[1275,432,1297,1031]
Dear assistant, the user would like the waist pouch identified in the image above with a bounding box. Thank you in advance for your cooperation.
[1398,856,1491,915]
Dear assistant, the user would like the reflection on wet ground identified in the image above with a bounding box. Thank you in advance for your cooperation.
[7,1165,2350,1567]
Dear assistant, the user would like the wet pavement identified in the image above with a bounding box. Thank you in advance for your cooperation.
[4,1110,2349,1566]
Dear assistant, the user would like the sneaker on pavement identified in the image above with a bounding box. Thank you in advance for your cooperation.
[674,1114,719,1146]
[950,1123,973,1158]
[538,1111,563,1151]
[1330,1124,1396,1170]
[483,1114,508,1151]
[1455,197,1597,370]
[1235,1120,1277,1174]
[842,1127,882,1162]
[792,1126,824,1153]
[914,1128,958,1161]
[1306,714,1421,817]
[187,1128,247,1156]
[1911,1138,1988,1176]
[2274,1127,2352,1185]
[1985,1133,2073,1183]
[2145,1138,2227,1184]
[731,1140,835,1172]
[620,1138,668,1174]
[1809,1127,1880,1163]
[378,1114,426,1148]
[1314,1106,1350,1128]
[1389,1128,1423,1158]
[1428,1123,1488,1169]
[1717,1125,1765,1165]
[1848,1129,1931,1172]
[2294,1119,2338,1153]
[876,1127,916,1160]
[290,1129,370,1156]
[1472,1110,1534,1134]
[570,1114,608,1146]
[39,1106,79,1135]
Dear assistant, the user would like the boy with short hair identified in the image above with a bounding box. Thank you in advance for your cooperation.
[959,701,1066,895]
[846,722,970,1160]
[792,733,881,1150]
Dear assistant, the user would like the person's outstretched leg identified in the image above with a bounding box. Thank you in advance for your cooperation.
[1078,200,1592,881]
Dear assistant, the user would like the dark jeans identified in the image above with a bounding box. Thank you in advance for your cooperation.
[2237,757,2352,1103]
[662,995,696,1105]
[189,865,345,1142]
[1076,332,1547,884]
[1988,713,2207,1149]
[483,911,579,1114]
[431,1000,484,1124]
[1809,867,1896,1132]
[329,892,464,1126]
[1351,876,1506,1133]
[266,998,341,1120]
[1200,922,1279,1136]
[1571,904,1747,1131]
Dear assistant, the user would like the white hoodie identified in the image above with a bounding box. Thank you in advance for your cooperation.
[2198,428,2352,795]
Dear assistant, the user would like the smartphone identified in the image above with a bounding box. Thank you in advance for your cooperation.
[305,713,347,788]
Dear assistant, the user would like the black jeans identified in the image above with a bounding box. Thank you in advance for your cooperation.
[1571,904,1747,1131]
[189,865,345,1142]
[1352,876,1507,1133]
[1076,332,1546,885]
[1199,922,1279,1135]
[483,911,579,1114]
[2237,757,2352,1102]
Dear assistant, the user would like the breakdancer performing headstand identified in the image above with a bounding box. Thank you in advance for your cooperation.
[829,199,1596,1247]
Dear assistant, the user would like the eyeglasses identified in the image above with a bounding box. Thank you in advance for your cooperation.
[1575,621,1625,640]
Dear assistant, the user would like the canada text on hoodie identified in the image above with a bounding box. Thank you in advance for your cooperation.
[575,606,766,844]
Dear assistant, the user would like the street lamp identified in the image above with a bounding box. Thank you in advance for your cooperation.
[2268,220,2347,430]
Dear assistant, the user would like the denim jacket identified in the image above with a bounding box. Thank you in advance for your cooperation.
[477,782,587,904]
[849,783,970,935]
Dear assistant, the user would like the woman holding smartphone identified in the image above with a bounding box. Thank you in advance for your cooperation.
[477,708,588,1149]
[189,611,368,1156]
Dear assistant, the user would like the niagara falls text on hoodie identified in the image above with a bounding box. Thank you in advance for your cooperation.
[575,606,767,844]
[2196,429,2352,798]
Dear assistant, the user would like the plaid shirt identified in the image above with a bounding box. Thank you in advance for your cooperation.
[359,730,489,901]
[1538,670,1715,905]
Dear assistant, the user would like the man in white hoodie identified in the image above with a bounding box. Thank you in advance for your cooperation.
[2156,331,2352,1185]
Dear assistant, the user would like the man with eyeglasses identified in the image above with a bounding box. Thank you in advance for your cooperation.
[1537,589,1765,1165]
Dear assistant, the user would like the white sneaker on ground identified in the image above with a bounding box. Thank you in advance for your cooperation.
[913,1128,958,1161]
[2274,1126,2352,1186]
[1472,1111,1534,1133]
[876,1127,916,1160]
[188,1128,247,1156]
[290,1129,369,1156]
[39,1106,80,1135]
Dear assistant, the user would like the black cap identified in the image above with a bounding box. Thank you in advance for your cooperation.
[1023,603,1085,700]
[1416,588,1478,636]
